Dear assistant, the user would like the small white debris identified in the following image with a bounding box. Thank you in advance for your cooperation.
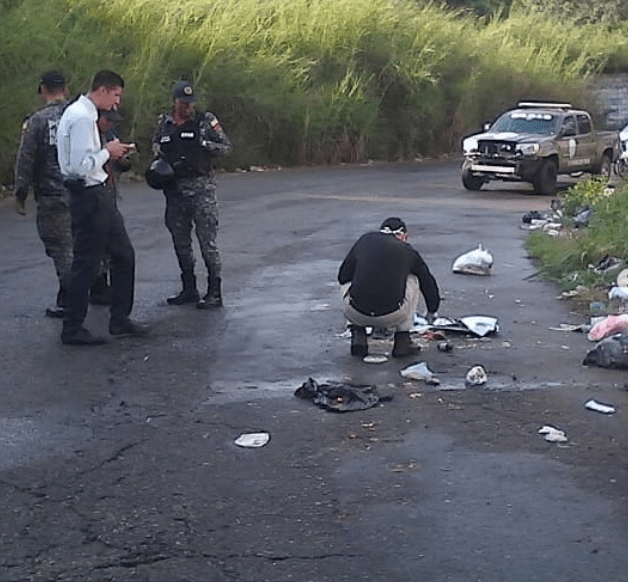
[235,432,270,447]
[465,365,487,386]
[584,399,616,415]
[400,362,440,385]
[363,354,388,364]
[538,425,568,443]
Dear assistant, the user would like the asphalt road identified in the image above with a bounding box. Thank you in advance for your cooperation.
[1,161,627,582]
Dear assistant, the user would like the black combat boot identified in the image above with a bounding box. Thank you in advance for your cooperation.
[350,325,368,357]
[167,272,199,305]
[391,331,421,358]
[197,276,223,309]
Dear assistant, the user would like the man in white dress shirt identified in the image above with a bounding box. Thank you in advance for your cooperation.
[56,69,145,345]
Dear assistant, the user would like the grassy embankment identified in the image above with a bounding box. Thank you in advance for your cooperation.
[526,178,628,310]
[2,0,628,187]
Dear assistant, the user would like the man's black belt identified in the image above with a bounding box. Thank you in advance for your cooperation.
[349,297,399,318]
[63,178,106,191]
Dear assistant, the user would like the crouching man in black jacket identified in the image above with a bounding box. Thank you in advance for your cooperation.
[338,217,440,358]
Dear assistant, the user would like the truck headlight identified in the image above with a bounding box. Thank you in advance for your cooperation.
[462,137,478,154]
[518,143,540,156]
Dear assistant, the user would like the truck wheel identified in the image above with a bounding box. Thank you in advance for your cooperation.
[597,153,613,181]
[615,158,628,179]
[533,159,557,195]
[462,166,485,191]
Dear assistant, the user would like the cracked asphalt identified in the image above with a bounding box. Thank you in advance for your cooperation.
[1,160,627,582]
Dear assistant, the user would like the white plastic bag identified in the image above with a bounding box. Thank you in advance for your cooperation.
[452,244,493,276]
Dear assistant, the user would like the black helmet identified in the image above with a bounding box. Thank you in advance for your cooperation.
[145,158,175,189]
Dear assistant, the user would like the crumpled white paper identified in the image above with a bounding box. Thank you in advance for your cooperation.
[235,432,270,447]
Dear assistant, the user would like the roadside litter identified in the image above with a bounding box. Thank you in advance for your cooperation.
[573,205,593,228]
[583,333,628,369]
[522,210,546,223]
[294,377,388,412]
[452,245,493,276]
[520,210,562,234]
[587,314,628,341]
[617,268,628,287]
[591,255,622,274]
[548,323,584,332]
[235,432,270,448]
[363,354,388,364]
[465,365,488,386]
[538,425,568,443]
[584,399,616,415]
[400,362,440,385]
[608,286,628,312]
[437,341,453,352]
[413,314,499,338]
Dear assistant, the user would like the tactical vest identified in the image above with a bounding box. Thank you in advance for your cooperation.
[158,114,209,178]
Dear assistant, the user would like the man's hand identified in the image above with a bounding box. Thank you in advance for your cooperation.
[14,197,26,215]
[426,312,438,324]
[105,139,133,161]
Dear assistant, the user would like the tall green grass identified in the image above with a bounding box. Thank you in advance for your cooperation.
[526,179,628,290]
[2,0,628,184]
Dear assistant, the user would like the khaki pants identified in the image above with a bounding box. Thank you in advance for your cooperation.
[340,275,422,332]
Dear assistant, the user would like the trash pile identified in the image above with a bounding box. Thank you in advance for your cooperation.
[520,190,615,237]
[294,377,389,412]
[571,268,628,369]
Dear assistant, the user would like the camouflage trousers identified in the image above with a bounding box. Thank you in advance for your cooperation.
[36,195,73,301]
[164,178,221,279]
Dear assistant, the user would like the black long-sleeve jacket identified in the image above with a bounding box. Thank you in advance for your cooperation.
[338,231,440,316]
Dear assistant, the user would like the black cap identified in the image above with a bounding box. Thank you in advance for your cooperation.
[38,71,66,94]
[379,217,407,234]
[172,80,198,103]
[99,107,123,122]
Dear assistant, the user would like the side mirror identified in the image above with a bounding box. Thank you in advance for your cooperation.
[483,122,492,132]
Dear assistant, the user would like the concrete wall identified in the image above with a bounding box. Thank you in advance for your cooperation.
[590,74,628,130]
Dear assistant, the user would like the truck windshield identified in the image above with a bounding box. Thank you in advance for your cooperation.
[490,111,558,135]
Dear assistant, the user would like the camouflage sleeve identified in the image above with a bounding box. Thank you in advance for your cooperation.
[14,115,40,202]
[199,112,232,158]
[152,114,167,156]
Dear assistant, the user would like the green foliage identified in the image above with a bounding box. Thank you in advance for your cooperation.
[526,179,628,290]
[1,0,627,183]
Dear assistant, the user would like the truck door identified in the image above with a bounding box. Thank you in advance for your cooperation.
[556,115,585,172]
[575,113,596,169]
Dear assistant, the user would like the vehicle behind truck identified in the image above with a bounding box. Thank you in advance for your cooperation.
[461,102,619,195]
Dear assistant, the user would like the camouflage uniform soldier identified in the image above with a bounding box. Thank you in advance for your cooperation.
[150,81,232,308]
[14,71,72,318]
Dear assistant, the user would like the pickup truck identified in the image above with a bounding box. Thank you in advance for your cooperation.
[461,102,619,195]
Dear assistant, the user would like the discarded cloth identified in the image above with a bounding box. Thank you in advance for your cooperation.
[452,245,493,276]
[583,333,628,369]
[294,377,388,412]
[587,314,628,342]
[413,314,499,337]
